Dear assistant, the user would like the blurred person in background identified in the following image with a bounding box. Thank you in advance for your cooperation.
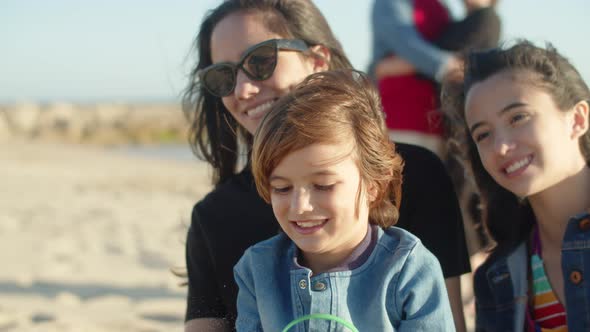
[371,0,500,155]
[370,0,501,267]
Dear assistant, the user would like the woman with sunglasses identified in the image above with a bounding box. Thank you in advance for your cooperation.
[183,1,470,331]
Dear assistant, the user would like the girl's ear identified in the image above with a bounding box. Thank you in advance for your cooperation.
[571,100,589,139]
[308,44,331,73]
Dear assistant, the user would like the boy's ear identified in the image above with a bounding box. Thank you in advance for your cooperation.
[571,100,589,139]
[367,181,379,203]
[308,44,331,73]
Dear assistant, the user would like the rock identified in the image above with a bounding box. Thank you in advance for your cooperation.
[94,103,129,129]
[3,102,40,137]
[37,103,92,142]
[0,102,188,145]
[0,107,14,142]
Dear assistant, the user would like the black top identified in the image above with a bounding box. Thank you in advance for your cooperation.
[184,142,470,324]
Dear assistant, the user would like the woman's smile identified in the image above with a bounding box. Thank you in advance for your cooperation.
[242,100,275,120]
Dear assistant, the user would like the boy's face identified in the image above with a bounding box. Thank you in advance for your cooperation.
[269,141,373,267]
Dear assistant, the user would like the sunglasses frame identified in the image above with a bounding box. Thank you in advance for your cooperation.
[198,38,309,97]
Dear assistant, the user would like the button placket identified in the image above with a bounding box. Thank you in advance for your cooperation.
[299,279,307,290]
[308,278,333,331]
[578,217,590,232]
[313,280,327,291]
[569,269,583,285]
[291,270,312,319]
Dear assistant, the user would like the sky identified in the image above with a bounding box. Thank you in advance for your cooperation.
[1,0,589,102]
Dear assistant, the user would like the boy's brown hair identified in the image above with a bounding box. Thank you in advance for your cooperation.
[252,70,404,228]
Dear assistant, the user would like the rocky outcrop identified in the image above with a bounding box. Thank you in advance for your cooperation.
[0,102,189,145]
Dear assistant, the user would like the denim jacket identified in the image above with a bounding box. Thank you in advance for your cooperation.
[474,211,590,331]
[234,226,454,331]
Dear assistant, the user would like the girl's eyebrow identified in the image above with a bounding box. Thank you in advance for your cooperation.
[469,102,528,134]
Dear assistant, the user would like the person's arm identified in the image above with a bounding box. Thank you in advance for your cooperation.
[445,277,467,332]
[372,0,453,81]
[374,54,462,82]
[184,208,229,330]
[234,254,263,332]
[463,0,497,13]
[393,242,455,330]
[185,318,231,332]
[374,56,415,80]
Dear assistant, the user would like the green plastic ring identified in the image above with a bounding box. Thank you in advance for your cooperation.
[281,313,359,332]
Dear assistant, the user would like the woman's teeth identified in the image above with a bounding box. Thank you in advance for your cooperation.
[247,101,273,117]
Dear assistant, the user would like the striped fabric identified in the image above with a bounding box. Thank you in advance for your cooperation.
[531,254,568,331]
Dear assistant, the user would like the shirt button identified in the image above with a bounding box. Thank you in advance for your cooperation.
[299,279,307,290]
[313,281,327,291]
[569,270,583,285]
[578,217,590,231]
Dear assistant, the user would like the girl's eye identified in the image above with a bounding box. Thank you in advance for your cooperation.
[473,131,490,143]
[314,184,335,191]
[271,186,291,194]
[510,113,529,124]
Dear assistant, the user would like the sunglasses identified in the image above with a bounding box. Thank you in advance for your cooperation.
[199,39,309,97]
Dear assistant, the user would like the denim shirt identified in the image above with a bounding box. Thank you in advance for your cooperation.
[474,211,590,332]
[234,226,454,331]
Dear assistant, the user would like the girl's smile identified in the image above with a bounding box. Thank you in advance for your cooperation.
[502,154,534,177]
[465,70,586,198]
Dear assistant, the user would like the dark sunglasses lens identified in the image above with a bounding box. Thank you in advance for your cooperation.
[243,44,277,80]
[203,65,235,96]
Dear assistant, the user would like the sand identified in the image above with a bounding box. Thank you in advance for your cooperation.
[0,141,211,331]
[0,141,478,331]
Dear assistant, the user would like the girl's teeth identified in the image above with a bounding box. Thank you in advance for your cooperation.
[506,157,530,174]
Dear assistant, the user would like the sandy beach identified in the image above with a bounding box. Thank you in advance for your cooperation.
[0,141,210,331]
[0,140,478,331]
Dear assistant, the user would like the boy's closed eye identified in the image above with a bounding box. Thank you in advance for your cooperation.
[270,183,336,194]
[271,185,292,194]
[314,184,335,191]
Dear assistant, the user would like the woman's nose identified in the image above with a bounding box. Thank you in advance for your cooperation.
[233,70,260,100]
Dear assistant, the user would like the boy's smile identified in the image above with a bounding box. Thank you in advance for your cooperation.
[269,141,372,272]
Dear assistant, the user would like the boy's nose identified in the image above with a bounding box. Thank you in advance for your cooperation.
[291,188,313,214]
